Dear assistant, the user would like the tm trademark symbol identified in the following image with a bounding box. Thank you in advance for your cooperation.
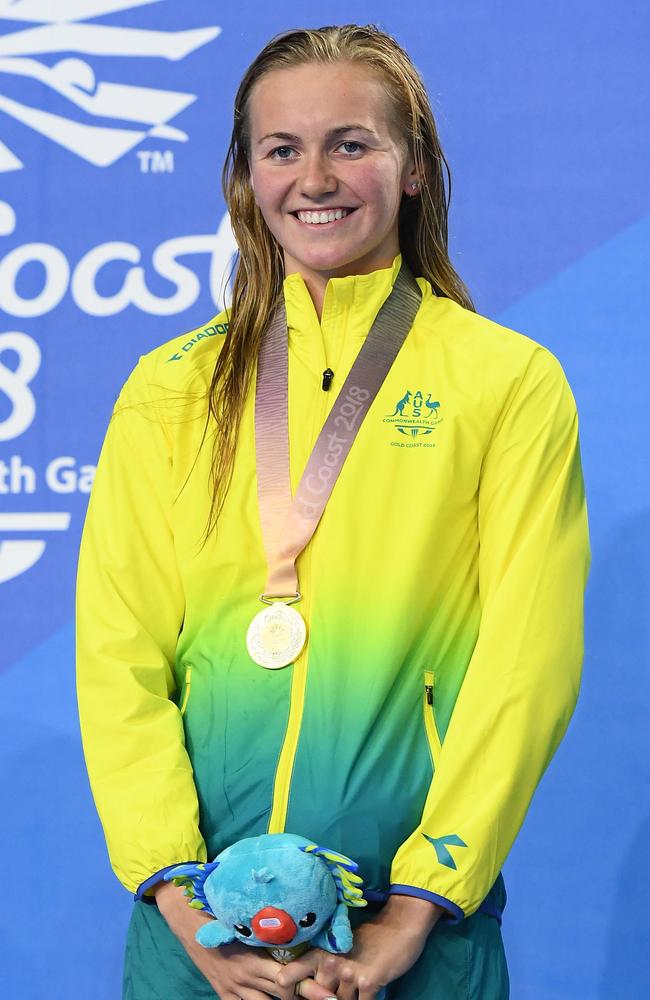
[136,150,175,174]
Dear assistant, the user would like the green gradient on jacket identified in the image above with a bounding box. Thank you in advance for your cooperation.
[76,255,590,918]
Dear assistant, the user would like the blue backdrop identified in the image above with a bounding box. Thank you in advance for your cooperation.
[0,2,647,997]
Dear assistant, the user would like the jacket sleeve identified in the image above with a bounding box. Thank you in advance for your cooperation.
[76,356,207,896]
[389,345,591,921]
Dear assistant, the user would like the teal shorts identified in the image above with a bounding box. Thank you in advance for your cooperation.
[123,878,509,1000]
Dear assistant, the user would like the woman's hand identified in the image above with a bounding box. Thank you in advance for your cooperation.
[153,880,336,1000]
[275,895,444,1000]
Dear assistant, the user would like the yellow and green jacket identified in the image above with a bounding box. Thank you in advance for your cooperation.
[76,255,590,922]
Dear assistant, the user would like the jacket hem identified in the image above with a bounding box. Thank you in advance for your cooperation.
[389,883,465,924]
[476,900,503,924]
[134,863,200,903]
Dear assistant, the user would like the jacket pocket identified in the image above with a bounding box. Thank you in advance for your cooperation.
[423,669,442,770]
[178,664,193,717]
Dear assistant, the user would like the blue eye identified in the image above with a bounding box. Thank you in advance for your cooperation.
[340,141,363,154]
[271,146,295,160]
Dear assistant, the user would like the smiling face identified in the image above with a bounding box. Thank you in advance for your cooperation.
[247,61,418,300]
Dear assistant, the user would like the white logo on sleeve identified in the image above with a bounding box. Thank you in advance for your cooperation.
[0,1,221,172]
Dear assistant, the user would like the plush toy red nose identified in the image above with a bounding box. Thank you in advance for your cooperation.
[251,906,298,944]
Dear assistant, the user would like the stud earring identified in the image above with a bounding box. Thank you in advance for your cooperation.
[411,182,419,191]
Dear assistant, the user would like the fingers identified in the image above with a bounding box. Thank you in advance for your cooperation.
[275,955,320,990]
[313,952,342,995]
[314,973,340,996]
[251,976,294,1000]
[238,990,281,1000]
[358,981,382,1000]
[255,975,295,1000]
[331,968,358,1000]
[333,985,358,1000]
[192,941,297,1000]
[220,946,296,998]
[294,976,339,1000]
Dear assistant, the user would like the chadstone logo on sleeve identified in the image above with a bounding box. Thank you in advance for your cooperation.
[383,389,443,448]
[0,0,221,173]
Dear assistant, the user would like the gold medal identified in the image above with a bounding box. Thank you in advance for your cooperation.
[246,602,307,669]
[252,268,420,670]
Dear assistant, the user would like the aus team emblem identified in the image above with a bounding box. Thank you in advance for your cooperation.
[383,389,443,439]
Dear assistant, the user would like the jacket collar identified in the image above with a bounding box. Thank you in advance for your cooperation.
[282,254,403,344]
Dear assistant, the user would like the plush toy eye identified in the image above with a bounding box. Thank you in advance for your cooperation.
[299,912,317,928]
[234,923,252,937]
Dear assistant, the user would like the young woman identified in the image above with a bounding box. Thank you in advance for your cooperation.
[76,24,590,1000]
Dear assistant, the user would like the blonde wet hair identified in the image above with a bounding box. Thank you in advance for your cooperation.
[203,24,474,539]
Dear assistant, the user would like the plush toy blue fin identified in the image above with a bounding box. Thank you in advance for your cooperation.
[301,844,367,907]
[310,901,353,954]
[196,919,236,949]
[163,861,219,914]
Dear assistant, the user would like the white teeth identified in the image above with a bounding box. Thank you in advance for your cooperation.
[296,208,351,224]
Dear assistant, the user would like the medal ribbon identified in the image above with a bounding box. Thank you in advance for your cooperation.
[254,263,422,600]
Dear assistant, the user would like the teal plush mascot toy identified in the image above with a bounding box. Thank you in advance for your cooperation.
[164,833,367,963]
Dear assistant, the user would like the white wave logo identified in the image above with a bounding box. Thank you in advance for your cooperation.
[0,512,71,583]
[0,0,221,172]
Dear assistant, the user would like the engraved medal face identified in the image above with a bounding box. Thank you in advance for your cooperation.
[246,603,307,669]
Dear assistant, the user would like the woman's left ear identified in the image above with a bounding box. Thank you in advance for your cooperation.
[403,160,420,196]
[405,172,420,196]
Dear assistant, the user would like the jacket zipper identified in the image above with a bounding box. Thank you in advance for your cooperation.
[423,669,442,767]
[267,545,313,833]
[267,310,348,833]
[179,665,192,716]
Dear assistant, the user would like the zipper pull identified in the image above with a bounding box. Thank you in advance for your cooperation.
[322,368,334,391]
[425,684,434,706]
